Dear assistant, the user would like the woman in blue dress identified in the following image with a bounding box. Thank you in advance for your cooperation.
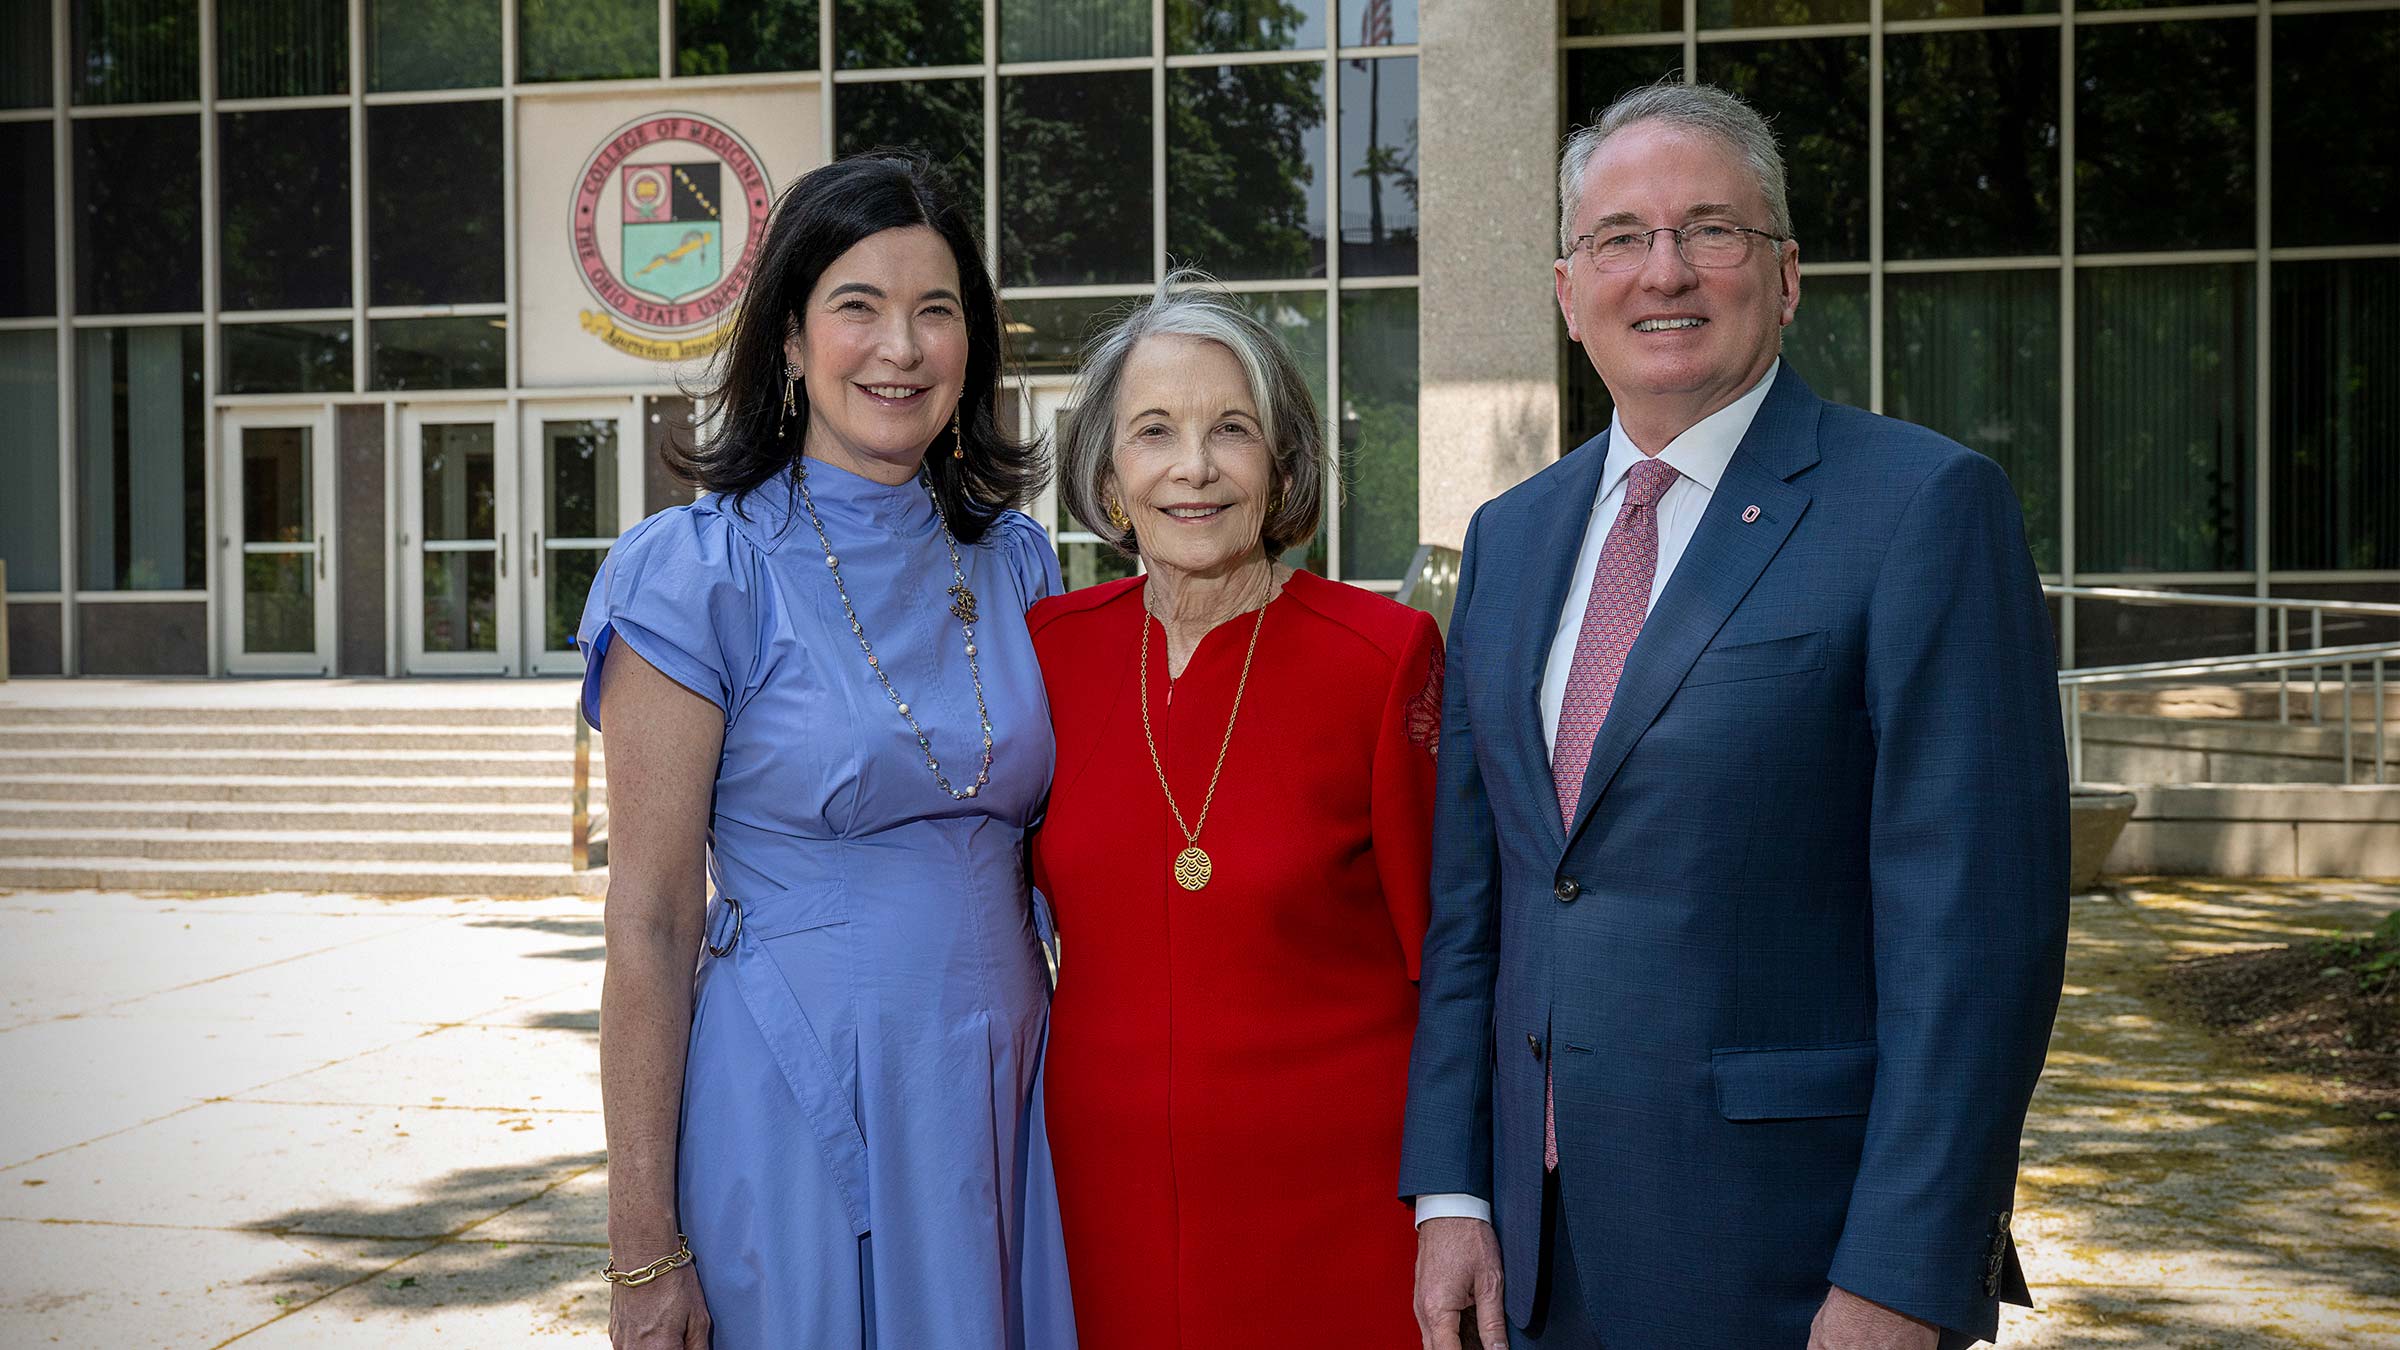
[578,154,1075,1350]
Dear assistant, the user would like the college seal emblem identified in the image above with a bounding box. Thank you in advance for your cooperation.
[571,112,772,361]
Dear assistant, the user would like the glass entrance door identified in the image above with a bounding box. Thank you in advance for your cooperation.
[521,400,640,676]
[400,406,518,674]
[221,409,336,675]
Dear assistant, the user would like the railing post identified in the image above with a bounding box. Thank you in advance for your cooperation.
[2277,608,2290,724]
[573,705,592,871]
[2377,658,2388,786]
[2311,609,2325,725]
[2068,688,2084,783]
[2341,660,2355,785]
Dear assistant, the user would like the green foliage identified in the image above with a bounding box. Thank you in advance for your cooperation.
[1167,61,1323,281]
[677,0,817,77]
[520,0,657,82]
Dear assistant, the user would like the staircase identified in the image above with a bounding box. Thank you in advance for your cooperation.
[0,682,605,896]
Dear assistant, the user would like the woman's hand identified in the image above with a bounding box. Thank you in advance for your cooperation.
[609,1263,711,1349]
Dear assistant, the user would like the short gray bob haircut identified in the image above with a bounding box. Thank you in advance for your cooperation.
[1056,267,1325,560]
[1558,80,1792,255]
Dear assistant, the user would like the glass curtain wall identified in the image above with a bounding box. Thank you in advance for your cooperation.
[1560,2,2400,660]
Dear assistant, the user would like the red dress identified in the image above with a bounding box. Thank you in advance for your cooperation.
[1029,571,1441,1349]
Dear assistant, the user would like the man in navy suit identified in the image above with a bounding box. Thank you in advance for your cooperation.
[1401,82,2068,1350]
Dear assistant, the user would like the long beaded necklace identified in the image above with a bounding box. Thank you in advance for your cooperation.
[792,458,994,800]
[1137,568,1275,891]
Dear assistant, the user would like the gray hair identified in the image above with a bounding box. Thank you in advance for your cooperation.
[1558,80,1792,254]
[1055,267,1325,560]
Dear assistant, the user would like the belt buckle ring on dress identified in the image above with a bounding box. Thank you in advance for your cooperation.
[705,896,743,958]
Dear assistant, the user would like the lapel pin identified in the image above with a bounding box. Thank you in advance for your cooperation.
[1741,504,1761,524]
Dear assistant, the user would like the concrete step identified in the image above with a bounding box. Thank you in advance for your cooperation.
[0,725,585,753]
[0,855,607,896]
[0,828,568,865]
[0,774,598,805]
[0,749,597,778]
[0,703,578,729]
[0,800,574,833]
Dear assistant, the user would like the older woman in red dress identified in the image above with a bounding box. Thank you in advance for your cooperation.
[1028,271,1441,1348]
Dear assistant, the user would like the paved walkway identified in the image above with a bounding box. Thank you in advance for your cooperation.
[0,880,2395,1346]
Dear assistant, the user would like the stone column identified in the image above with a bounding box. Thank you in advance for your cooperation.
[1415,0,1561,550]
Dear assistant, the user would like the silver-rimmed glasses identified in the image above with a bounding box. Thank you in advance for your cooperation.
[1568,222,1790,273]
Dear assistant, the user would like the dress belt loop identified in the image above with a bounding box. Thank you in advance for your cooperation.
[705,896,744,959]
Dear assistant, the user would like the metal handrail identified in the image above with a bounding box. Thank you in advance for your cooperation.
[2044,584,2400,618]
[2060,644,2396,787]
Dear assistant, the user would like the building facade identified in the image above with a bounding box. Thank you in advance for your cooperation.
[0,0,2392,677]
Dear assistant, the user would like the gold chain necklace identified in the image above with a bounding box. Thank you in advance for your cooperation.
[1137,573,1275,891]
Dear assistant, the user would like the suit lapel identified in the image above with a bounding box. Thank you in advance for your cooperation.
[1563,368,1823,847]
[1504,432,1613,856]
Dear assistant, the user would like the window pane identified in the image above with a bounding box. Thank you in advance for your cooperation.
[220,109,350,311]
[1004,295,1130,377]
[1702,38,1868,263]
[74,325,204,591]
[1560,317,1611,455]
[1339,56,1416,277]
[837,0,978,69]
[0,124,55,317]
[836,78,984,227]
[2075,21,2253,254]
[1001,72,1152,287]
[2273,259,2400,571]
[218,0,346,98]
[1344,0,1414,43]
[0,332,61,592]
[1170,63,1326,282]
[1170,0,1324,54]
[1784,273,1867,411]
[520,0,656,82]
[223,321,352,394]
[2076,264,2252,573]
[368,102,504,305]
[678,0,817,75]
[369,0,500,90]
[1885,271,2062,572]
[75,115,199,315]
[2273,13,2399,250]
[1884,29,2059,260]
[1565,47,1684,133]
[1701,0,1866,27]
[1884,0,2053,17]
[3,2,51,107]
[544,420,620,539]
[370,316,506,389]
[1339,287,1417,581]
[1235,289,1326,413]
[1564,0,1676,36]
[72,0,198,105]
[1006,0,1147,62]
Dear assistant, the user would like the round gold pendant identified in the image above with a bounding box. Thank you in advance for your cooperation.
[1173,846,1212,891]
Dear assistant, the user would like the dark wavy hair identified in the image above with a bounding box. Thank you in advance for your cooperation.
[670,151,1042,544]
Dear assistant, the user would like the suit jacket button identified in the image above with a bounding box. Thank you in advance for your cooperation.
[1527,1033,1543,1060]
[1554,877,1580,903]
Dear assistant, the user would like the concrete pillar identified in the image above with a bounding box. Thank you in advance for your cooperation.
[1416,0,1562,550]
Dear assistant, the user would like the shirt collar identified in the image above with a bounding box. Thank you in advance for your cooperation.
[1598,358,1781,501]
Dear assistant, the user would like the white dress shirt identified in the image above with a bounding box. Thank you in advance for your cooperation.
[1414,361,1780,1229]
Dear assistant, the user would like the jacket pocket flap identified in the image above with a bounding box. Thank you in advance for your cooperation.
[1682,630,1825,689]
[1710,1041,1877,1120]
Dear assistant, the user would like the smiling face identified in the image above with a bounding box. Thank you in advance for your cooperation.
[1555,121,1800,445]
[785,224,968,483]
[1108,334,1279,583]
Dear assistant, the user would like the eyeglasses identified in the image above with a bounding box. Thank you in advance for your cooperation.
[1568,222,1790,273]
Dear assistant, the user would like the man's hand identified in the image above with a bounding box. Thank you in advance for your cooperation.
[1807,1284,1940,1350]
[1414,1216,1506,1350]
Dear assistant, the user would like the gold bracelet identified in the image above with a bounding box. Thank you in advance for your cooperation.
[600,1234,693,1286]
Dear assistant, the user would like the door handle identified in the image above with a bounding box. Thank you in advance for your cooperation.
[500,532,508,578]
[317,534,326,578]
[532,531,542,577]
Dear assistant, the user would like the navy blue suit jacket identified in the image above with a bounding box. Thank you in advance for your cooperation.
[1398,366,2069,1346]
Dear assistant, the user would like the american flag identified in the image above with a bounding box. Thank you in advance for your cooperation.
[1351,0,1392,69]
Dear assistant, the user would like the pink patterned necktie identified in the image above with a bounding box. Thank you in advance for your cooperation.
[1544,455,1679,1171]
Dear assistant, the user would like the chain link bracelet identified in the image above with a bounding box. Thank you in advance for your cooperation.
[600,1234,694,1286]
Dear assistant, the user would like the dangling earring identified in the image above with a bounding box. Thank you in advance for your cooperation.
[779,365,800,440]
[1105,499,1132,534]
[951,407,966,460]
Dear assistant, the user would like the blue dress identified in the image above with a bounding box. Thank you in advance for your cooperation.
[576,459,1076,1350]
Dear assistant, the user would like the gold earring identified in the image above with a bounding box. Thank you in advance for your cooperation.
[951,408,966,460]
[1105,499,1132,534]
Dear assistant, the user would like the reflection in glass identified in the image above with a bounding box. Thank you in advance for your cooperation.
[218,0,346,98]
[1563,0,1676,36]
[1783,273,1867,411]
[76,116,201,315]
[1340,0,1414,44]
[72,0,199,104]
[1170,64,1326,282]
[2077,264,2251,573]
[1701,39,1868,263]
[424,551,498,652]
[2075,22,2253,254]
[1170,0,1323,54]
[368,102,504,305]
[836,79,984,226]
[0,332,61,592]
[1564,46,1684,134]
[2,3,50,107]
[220,109,350,311]
[76,326,205,592]
[1235,290,1327,413]
[547,549,605,653]
[1885,272,2061,571]
[2273,260,2399,571]
[680,0,817,74]
[224,322,352,395]
[1006,0,1146,62]
[1884,30,2057,260]
[242,427,312,543]
[371,317,506,389]
[243,553,316,653]
[1560,317,1612,455]
[370,0,501,90]
[423,424,498,540]
[1001,73,1152,287]
[1339,57,1417,277]
[1005,296,1135,376]
[1884,0,2052,16]
[520,0,657,81]
[2272,13,2400,250]
[1339,288,1418,581]
[546,420,621,540]
[1061,543,1138,592]
[837,0,979,69]
[1700,0,1866,26]
[0,124,56,317]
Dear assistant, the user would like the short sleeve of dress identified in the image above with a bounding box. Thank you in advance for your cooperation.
[573,504,760,731]
[988,509,1064,610]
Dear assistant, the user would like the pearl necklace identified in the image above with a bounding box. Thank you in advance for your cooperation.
[792,460,994,800]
